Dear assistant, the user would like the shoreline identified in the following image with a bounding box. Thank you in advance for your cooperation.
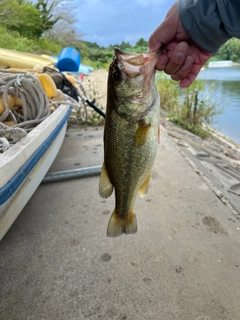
[161,118,240,164]
[83,69,240,163]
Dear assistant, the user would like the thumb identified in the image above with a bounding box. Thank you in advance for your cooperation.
[148,36,162,53]
[148,2,178,52]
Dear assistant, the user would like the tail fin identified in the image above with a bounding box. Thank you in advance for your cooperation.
[107,209,137,237]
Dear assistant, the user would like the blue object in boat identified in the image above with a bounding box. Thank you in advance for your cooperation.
[81,64,94,72]
[78,65,90,76]
[56,47,81,72]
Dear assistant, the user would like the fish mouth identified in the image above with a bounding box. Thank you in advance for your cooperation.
[114,47,161,78]
[112,48,161,123]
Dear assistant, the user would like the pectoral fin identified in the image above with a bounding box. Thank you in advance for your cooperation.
[134,123,151,148]
[139,173,151,198]
[99,162,113,198]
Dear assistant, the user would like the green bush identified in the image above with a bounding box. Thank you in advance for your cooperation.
[156,75,223,138]
[156,73,179,115]
[34,37,61,55]
[0,25,36,52]
[0,25,61,55]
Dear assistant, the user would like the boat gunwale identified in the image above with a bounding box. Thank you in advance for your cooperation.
[0,105,72,205]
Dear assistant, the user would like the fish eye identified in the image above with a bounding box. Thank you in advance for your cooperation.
[113,70,122,81]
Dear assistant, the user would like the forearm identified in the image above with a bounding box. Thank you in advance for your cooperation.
[178,0,240,53]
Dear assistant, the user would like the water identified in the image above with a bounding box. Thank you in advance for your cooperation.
[197,66,240,144]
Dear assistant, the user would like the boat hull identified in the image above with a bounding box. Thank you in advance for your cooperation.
[0,104,71,240]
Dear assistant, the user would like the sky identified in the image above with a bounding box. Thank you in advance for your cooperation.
[74,0,176,47]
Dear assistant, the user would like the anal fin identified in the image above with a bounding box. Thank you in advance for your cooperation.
[139,173,151,198]
[99,162,113,198]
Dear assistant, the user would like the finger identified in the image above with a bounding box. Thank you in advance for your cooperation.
[179,77,196,88]
[179,64,203,88]
[164,42,188,75]
[171,56,193,81]
[155,54,169,71]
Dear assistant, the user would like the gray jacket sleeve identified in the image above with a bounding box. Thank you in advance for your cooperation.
[178,0,240,53]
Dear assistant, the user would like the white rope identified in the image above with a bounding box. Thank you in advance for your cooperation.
[14,73,25,86]
[0,70,84,153]
[0,72,51,131]
[0,122,27,153]
[0,137,10,153]
[0,121,27,141]
[51,94,80,109]
[0,72,52,153]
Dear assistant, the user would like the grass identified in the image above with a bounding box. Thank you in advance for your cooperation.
[156,75,223,138]
[0,25,61,55]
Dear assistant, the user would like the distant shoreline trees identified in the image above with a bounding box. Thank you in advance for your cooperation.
[0,1,239,66]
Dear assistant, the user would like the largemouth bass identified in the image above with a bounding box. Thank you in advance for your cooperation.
[99,48,160,237]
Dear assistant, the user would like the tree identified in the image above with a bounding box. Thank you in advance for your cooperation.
[0,0,78,39]
[215,38,240,62]
[0,0,43,38]
[133,38,148,53]
[135,38,148,47]
[42,0,81,46]
[35,0,61,36]
[118,41,131,50]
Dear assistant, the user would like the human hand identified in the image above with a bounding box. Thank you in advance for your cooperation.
[148,2,213,87]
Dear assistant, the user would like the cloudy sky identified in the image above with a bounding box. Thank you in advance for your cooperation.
[75,0,176,47]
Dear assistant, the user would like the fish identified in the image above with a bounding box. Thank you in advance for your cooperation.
[99,48,161,237]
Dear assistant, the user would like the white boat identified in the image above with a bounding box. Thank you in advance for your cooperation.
[208,60,233,68]
[0,104,71,241]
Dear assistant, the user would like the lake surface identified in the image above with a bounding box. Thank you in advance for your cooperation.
[197,66,240,144]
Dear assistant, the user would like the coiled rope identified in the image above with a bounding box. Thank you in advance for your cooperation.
[0,71,80,153]
[0,72,51,130]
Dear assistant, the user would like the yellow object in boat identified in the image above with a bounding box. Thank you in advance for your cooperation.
[0,67,41,74]
[32,65,43,73]
[12,95,23,107]
[0,48,54,69]
[3,120,17,126]
[51,89,65,101]
[41,54,57,64]
[0,95,14,115]
[66,74,78,89]
[38,73,57,98]
[50,106,56,113]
